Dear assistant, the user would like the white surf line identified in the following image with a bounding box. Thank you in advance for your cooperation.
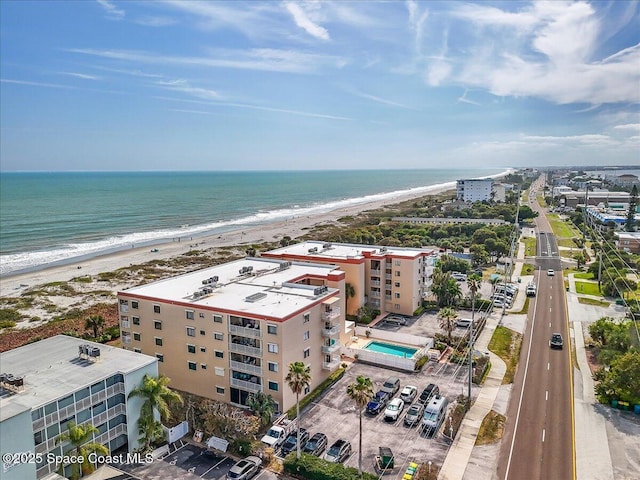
[505,271,542,480]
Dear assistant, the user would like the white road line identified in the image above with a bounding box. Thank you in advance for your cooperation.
[548,362,550,370]
[550,296,552,300]
[549,322,551,328]
[542,429,546,443]
[546,391,548,401]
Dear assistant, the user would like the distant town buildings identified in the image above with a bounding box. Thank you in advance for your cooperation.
[615,232,640,254]
[0,336,157,480]
[392,217,507,226]
[456,178,494,203]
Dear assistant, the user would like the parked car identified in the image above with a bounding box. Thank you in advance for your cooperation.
[456,318,472,328]
[303,432,328,456]
[418,384,439,404]
[323,439,352,463]
[404,402,425,427]
[384,316,407,326]
[550,333,564,349]
[400,385,418,403]
[380,377,401,396]
[366,390,390,415]
[384,398,405,421]
[227,456,261,480]
[451,272,467,281]
[281,428,309,456]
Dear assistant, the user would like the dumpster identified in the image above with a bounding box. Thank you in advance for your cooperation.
[374,447,396,474]
[611,399,618,409]
[634,404,640,415]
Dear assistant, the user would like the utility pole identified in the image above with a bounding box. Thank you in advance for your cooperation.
[468,290,474,408]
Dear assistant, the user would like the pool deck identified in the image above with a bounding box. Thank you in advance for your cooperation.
[347,336,422,355]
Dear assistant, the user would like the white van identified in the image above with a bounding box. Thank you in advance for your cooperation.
[421,395,447,435]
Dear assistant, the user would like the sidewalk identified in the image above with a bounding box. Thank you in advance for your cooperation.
[438,313,507,480]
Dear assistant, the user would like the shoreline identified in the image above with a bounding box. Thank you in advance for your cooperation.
[0,169,513,298]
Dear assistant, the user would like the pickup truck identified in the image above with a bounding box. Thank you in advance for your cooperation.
[261,415,298,449]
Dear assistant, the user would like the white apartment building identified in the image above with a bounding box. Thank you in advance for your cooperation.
[118,257,348,413]
[456,178,494,203]
[0,336,157,480]
[262,241,438,317]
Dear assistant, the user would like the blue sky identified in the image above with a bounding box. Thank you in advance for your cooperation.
[1,0,639,171]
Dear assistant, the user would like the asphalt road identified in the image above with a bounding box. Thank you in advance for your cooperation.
[497,181,575,480]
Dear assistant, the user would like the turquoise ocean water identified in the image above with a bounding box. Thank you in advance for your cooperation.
[0,169,506,275]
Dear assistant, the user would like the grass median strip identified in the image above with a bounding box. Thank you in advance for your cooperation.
[488,326,522,384]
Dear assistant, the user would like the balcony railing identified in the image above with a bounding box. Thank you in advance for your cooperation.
[321,323,340,337]
[370,269,381,276]
[230,378,263,393]
[322,357,341,371]
[371,280,381,287]
[122,335,131,345]
[322,308,340,321]
[370,291,380,298]
[229,324,262,338]
[230,360,263,376]
[121,320,130,328]
[229,343,263,357]
[321,341,340,354]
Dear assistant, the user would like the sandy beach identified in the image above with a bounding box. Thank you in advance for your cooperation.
[0,182,458,298]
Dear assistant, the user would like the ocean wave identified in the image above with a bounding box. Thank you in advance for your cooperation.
[0,169,512,276]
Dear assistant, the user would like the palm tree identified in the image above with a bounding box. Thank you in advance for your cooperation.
[128,374,183,423]
[285,361,311,459]
[84,315,105,339]
[345,282,356,317]
[137,415,166,452]
[346,376,374,477]
[466,274,482,408]
[247,391,276,427]
[445,279,463,307]
[56,422,109,480]
[438,307,458,345]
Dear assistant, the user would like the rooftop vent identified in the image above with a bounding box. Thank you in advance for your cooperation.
[239,266,254,275]
[322,243,332,249]
[278,261,292,270]
[245,292,267,303]
[308,247,318,253]
[379,247,387,253]
[202,276,219,285]
[314,285,328,296]
[78,344,101,362]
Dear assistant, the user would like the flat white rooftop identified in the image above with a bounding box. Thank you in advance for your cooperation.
[0,335,157,422]
[265,240,436,261]
[120,257,342,320]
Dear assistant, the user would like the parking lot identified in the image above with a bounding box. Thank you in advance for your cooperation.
[113,441,277,480]
[299,360,474,475]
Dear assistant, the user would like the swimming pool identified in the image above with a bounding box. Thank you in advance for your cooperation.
[364,341,418,358]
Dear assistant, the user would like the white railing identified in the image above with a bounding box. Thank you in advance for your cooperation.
[230,360,263,376]
[322,357,340,371]
[322,308,341,320]
[229,324,262,338]
[229,343,262,356]
[230,378,263,393]
[322,341,341,354]
[321,324,340,337]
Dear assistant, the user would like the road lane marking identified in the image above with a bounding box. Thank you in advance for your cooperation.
[549,322,551,328]
[542,429,546,442]
[548,362,550,370]
[546,391,548,401]
[550,296,552,300]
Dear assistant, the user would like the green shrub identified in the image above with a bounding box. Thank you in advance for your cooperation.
[283,452,378,480]
[413,306,424,316]
[414,355,429,371]
[0,308,23,323]
[286,367,346,419]
[0,320,17,329]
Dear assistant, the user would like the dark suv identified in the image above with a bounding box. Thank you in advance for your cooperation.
[303,432,328,456]
[281,428,309,456]
[550,333,564,349]
[366,390,390,415]
[418,384,439,404]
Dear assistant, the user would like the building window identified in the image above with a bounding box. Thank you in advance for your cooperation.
[199,313,205,318]
[303,313,310,323]
[395,292,400,299]
[34,430,44,445]
[187,344,196,354]
[156,354,164,362]
[46,423,60,440]
[186,327,196,337]
[395,260,401,266]
[134,348,142,353]
[213,315,223,323]
[200,330,206,336]
[188,361,197,371]
[215,367,224,376]
[154,305,161,314]
[214,332,223,341]
[201,364,207,370]
[267,324,277,335]
[395,271,401,277]
[395,282,400,288]
[267,343,278,353]
[155,337,163,346]
[186,310,195,320]
[303,331,310,341]
[154,320,162,330]
[216,387,225,395]
[131,301,139,309]
[215,350,224,358]
[394,304,401,310]
[268,381,279,392]
[133,332,141,341]
[119,299,128,306]
[132,316,140,325]
[268,362,278,372]
[200,346,206,353]
[58,394,74,409]
[303,347,310,358]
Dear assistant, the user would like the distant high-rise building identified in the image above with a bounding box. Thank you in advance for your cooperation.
[456,178,494,202]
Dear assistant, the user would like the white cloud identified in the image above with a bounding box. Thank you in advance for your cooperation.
[135,16,176,27]
[155,79,221,100]
[96,0,125,19]
[1,78,74,89]
[284,2,330,41]
[613,123,640,132]
[341,86,415,110]
[59,72,101,80]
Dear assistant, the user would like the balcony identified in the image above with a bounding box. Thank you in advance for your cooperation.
[229,324,262,338]
[370,269,381,276]
[322,357,341,371]
[229,343,263,357]
[230,377,263,393]
[371,280,381,287]
[322,340,340,354]
[370,291,380,298]
[321,323,340,337]
[230,360,263,376]
[121,320,130,329]
[385,274,393,280]
[122,335,131,345]
[322,308,341,321]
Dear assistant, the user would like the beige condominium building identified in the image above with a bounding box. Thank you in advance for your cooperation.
[262,241,438,318]
[117,257,347,413]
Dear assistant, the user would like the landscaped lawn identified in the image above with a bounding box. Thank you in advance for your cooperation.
[488,326,522,384]
[522,237,536,256]
[521,264,535,275]
[574,272,595,280]
[557,238,578,248]
[578,297,610,307]
[575,281,601,296]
